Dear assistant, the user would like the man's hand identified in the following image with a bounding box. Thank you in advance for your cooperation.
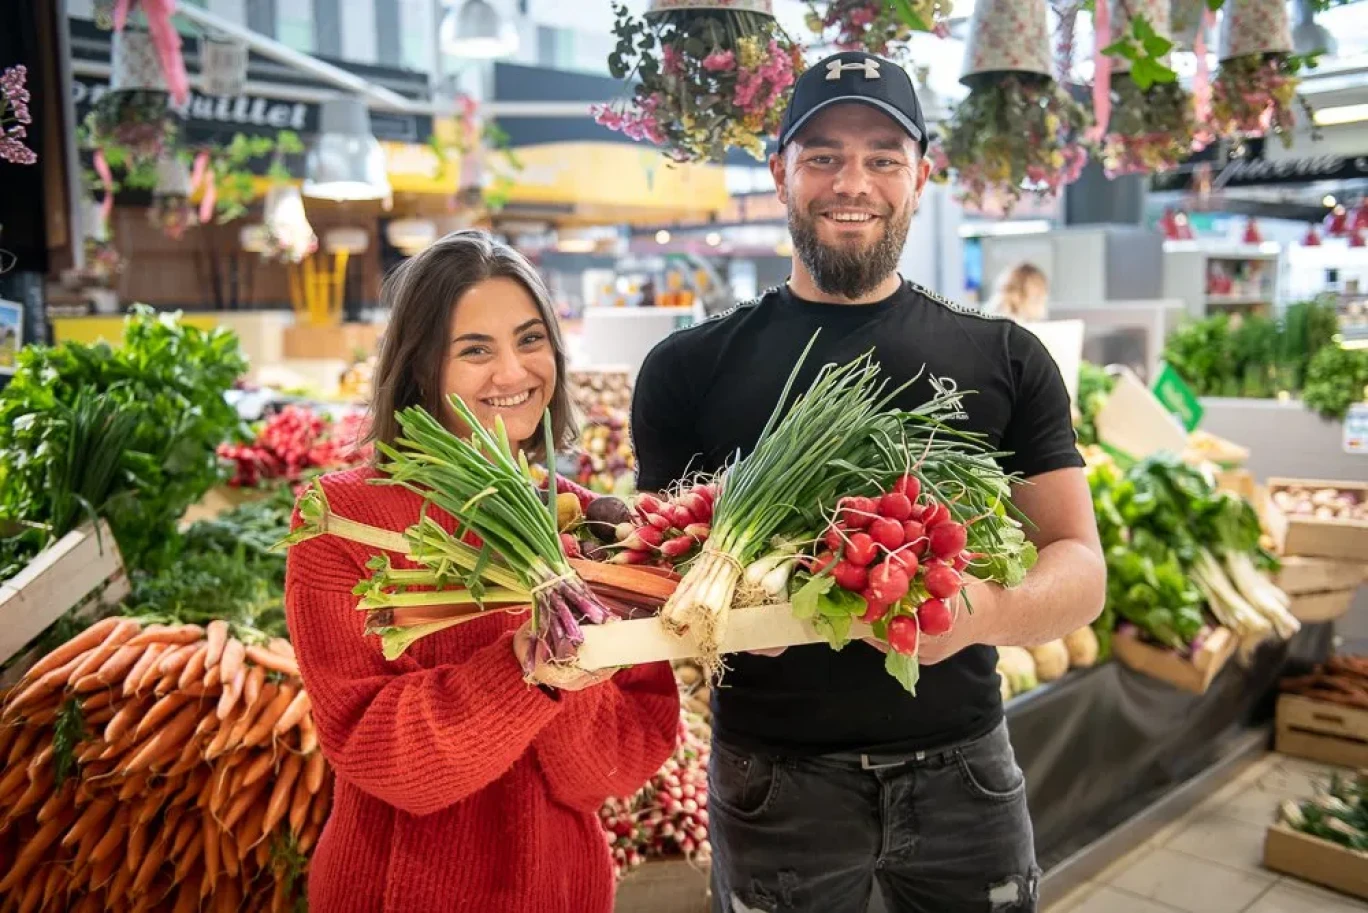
[513,623,618,692]
[861,578,998,665]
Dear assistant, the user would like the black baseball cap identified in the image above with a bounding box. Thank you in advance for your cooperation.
[779,51,929,154]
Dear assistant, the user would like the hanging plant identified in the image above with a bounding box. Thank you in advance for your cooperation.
[803,1,951,58]
[0,65,36,166]
[930,76,1090,211]
[78,237,126,289]
[87,89,179,168]
[1096,2,1201,177]
[428,97,523,215]
[931,0,1090,213]
[1210,0,1320,148]
[591,1,804,163]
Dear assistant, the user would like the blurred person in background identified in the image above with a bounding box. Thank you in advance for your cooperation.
[987,262,1049,322]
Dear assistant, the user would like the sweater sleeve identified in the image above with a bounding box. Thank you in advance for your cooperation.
[534,661,680,812]
[285,512,564,818]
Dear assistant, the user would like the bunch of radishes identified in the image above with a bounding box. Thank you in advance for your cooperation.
[599,711,711,879]
[584,485,716,568]
[218,405,372,488]
[809,474,973,656]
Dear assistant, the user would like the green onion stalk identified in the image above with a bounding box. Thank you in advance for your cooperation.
[660,332,1038,662]
[372,396,615,673]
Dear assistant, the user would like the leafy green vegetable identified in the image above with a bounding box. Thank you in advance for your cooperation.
[52,697,87,786]
[0,305,247,577]
[885,649,920,695]
[1302,345,1368,422]
[790,572,833,622]
[1075,363,1115,448]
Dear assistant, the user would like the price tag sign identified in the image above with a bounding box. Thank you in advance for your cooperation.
[1344,402,1368,454]
[1151,363,1204,432]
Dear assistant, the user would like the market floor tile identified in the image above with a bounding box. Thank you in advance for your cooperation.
[1109,846,1276,913]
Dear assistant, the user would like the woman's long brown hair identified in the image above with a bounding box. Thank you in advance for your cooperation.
[365,229,577,463]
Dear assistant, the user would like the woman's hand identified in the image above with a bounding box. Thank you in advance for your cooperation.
[513,623,618,692]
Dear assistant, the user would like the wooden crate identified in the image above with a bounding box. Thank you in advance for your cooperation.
[1265,478,1368,562]
[1263,824,1368,901]
[1275,556,1367,596]
[1112,627,1236,694]
[614,860,709,913]
[1276,694,1368,770]
[0,520,129,680]
[180,484,274,527]
[1288,589,1358,624]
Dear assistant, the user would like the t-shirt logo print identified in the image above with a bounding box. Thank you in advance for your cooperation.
[826,59,881,81]
[930,373,969,421]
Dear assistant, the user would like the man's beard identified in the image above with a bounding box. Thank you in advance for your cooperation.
[788,199,911,301]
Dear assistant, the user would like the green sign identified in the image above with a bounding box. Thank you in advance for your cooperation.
[1151,362,1204,431]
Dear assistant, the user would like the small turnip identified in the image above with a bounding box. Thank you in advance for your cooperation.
[918,598,954,636]
[887,616,919,655]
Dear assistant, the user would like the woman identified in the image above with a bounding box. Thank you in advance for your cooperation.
[285,230,680,913]
[987,261,1049,322]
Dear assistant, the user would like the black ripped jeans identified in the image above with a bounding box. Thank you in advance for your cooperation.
[708,720,1039,913]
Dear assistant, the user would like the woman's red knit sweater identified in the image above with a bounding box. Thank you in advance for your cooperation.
[285,468,680,913]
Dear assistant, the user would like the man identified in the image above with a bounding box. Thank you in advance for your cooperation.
[630,51,1105,913]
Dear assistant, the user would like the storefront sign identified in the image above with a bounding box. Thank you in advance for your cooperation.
[1154,146,1368,191]
[1152,362,1205,431]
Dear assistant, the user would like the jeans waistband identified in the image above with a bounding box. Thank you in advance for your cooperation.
[821,719,1005,771]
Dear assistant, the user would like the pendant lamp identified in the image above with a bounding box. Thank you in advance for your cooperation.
[303,96,391,202]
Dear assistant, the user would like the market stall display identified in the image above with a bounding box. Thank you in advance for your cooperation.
[1265,770,1368,901]
[1277,656,1368,768]
[217,405,372,490]
[1264,478,1368,563]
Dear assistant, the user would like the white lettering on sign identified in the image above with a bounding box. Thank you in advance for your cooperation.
[1212,153,1365,189]
[72,80,307,131]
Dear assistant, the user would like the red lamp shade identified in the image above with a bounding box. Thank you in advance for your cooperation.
[1302,225,1322,246]
[1242,218,1263,245]
[1326,205,1351,237]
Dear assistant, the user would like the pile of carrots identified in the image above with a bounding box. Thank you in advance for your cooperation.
[0,616,331,912]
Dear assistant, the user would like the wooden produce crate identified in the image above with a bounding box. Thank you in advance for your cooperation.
[1264,478,1368,562]
[0,520,129,680]
[1112,627,1237,694]
[1289,590,1359,624]
[1275,556,1367,595]
[576,602,873,672]
[1276,694,1368,770]
[1263,824,1368,901]
[614,860,709,913]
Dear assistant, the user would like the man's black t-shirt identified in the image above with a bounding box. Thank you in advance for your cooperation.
[629,279,1084,756]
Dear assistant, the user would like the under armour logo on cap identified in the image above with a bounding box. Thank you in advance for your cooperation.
[826,58,881,81]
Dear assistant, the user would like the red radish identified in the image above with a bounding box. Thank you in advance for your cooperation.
[839,497,876,530]
[922,502,951,528]
[918,598,954,636]
[823,525,847,551]
[694,485,716,508]
[893,474,921,502]
[647,512,672,532]
[670,504,696,529]
[832,561,869,593]
[868,561,911,604]
[887,616,919,655]
[879,492,913,521]
[615,522,635,542]
[683,523,711,541]
[929,523,967,559]
[868,517,905,551]
[660,536,696,559]
[625,525,664,551]
[844,532,878,566]
[887,548,919,577]
[924,564,962,600]
[610,549,652,565]
[679,493,710,524]
[952,553,970,572]
[637,494,663,515]
[859,597,890,623]
[809,550,839,576]
[902,520,927,552]
[560,533,583,558]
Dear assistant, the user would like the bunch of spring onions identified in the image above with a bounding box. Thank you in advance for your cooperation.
[660,332,1031,658]
[285,396,614,669]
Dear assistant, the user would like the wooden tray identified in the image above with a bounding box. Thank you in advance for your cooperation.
[1112,627,1236,694]
[576,603,874,672]
[1263,824,1368,901]
[1288,589,1358,624]
[0,520,129,681]
[614,859,709,913]
[1275,556,1367,596]
[1265,478,1368,562]
[1275,694,1368,770]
